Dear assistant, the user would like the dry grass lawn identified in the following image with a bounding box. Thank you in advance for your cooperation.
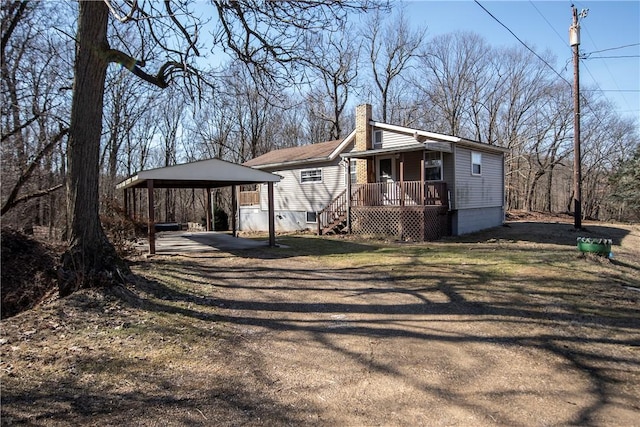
[2,218,639,426]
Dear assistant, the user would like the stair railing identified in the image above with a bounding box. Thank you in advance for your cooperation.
[317,189,349,235]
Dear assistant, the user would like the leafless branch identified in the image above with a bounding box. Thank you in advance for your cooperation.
[1,0,29,57]
[1,112,40,142]
[103,0,138,23]
[1,127,68,216]
[106,49,196,88]
[2,184,64,215]
[164,0,199,56]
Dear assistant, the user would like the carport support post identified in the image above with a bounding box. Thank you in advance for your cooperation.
[205,188,212,231]
[123,188,129,218]
[147,179,156,255]
[268,182,276,247]
[231,185,237,237]
[132,188,137,220]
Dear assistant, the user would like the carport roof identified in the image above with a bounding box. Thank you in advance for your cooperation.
[116,158,281,189]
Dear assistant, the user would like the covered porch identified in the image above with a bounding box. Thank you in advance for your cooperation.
[319,145,451,240]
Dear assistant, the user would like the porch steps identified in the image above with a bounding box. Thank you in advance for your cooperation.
[317,189,349,236]
[321,214,347,235]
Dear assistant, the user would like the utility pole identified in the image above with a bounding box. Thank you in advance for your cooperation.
[570,5,586,230]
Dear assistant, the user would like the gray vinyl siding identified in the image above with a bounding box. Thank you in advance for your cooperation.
[377,129,415,149]
[258,160,346,212]
[376,128,453,153]
[454,147,504,210]
[442,152,455,207]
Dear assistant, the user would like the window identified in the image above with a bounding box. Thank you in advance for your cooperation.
[306,212,317,223]
[471,151,482,175]
[349,160,357,184]
[301,168,322,183]
[425,152,443,181]
[373,130,383,148]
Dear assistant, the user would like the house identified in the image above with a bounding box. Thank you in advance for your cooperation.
[240,104,509,241]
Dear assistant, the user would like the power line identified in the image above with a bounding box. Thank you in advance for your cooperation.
[528,1,568,48]
[473,0,571,86]
[586,42,640,55]
[586,55,640,59]
[583,89,640,92]
[580,19,635,117]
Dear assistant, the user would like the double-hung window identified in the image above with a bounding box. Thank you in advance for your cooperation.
[471,152,482,176]
[349,160,357,184]
[301,168,322,183]
[373,130,383,148]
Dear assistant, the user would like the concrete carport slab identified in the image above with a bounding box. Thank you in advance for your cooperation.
[116,158,281,255]
[139,231,272,254]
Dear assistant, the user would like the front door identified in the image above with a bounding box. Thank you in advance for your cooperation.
[376,157,396,183]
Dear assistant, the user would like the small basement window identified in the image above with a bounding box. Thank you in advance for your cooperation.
[471,151,482,176]
[306,212,317,223]
[301,168,322,183]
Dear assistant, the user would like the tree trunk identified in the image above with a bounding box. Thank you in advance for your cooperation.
[546,164,554,212]
[59,1,129,297]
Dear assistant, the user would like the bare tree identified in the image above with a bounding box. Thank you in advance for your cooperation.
[58,0,378,295]
[417,31,490,137]
[361,8,424,123]
[578,94,639,220]
[523,81,573,212]
[609,144,640,221]
[306,27,360,140]
[1,1,71,224]
[101,66,156,200]
[186,82,236,161]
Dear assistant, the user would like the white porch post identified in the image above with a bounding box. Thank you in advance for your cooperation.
[347,159,352,234]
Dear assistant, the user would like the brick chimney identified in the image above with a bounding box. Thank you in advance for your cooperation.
[355,103,372,152]
[355,104,372,183]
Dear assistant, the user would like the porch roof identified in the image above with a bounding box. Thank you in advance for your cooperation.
[116,158,281,190]
[341,143,447,159]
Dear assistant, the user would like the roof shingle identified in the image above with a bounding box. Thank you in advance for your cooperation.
[243,139,344,168]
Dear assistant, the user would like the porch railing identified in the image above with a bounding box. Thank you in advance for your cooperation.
[350,181,447,207]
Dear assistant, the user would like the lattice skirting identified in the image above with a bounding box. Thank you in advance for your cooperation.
[350,206,450,241]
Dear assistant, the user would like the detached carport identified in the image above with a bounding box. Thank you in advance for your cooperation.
[116,158,281,254]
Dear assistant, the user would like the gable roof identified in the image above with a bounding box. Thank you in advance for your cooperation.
[243,120,508,170]
[116,158,281,190]
[243,131,355,169]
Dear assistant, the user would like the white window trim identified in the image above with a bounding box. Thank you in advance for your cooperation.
[346,160,357,185]
[373,130,383,148]
[306,211,318,223]
[301,168,322,184]
[471,151,482,176]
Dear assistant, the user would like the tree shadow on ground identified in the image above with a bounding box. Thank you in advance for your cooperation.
[4,227,639,425]
[450,221,631,247]
[121,254,640,425]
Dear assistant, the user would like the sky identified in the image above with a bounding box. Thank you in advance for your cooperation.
[402,0,640,128]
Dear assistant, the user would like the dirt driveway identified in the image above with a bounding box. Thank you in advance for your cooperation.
[2,220,639,426]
